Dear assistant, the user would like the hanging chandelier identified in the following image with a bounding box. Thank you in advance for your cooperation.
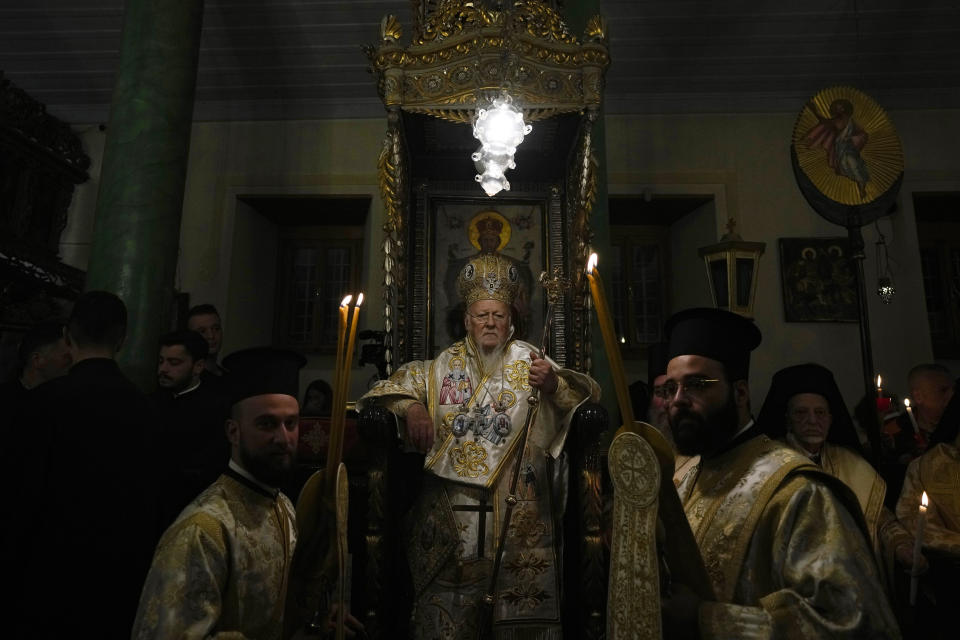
[472,94,531,197]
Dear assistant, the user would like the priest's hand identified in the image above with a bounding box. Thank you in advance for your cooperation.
[661,582,702,640]
[529,351,559,394]
[897,541,929,574]
[406,402,435,452]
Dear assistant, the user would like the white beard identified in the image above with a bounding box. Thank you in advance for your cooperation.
[470,325,514,376]
[478,341,507,376]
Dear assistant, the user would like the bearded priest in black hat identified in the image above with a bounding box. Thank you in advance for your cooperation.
[134,348,309,640]
[758,363,923,594]
[359,254,599,639]
[660,308,899,639]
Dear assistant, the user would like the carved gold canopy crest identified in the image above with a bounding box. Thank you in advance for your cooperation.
[366,0,610,124]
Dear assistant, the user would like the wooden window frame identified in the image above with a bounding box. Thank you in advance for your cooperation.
[273,225,364,352]
[609,224,672,358]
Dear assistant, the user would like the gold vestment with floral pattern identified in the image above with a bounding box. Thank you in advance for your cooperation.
[132,473,296,640]
[359,338,599,639]
[676,433,901,639]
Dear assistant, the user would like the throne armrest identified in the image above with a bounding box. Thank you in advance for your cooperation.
[565,401,609,640]
[357,405,420,638]
[357,405,398,450]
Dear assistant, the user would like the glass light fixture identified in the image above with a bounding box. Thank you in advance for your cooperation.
[472,94,531,197]
[698,219,766,319]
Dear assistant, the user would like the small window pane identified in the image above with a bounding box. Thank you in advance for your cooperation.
[631,245,662,344]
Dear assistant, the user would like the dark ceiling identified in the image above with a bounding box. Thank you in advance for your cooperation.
[1,1,959,126]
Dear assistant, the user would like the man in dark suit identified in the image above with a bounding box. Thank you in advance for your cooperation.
[4,291,163,639]
[0,320,71,434]
[152,329,230,527]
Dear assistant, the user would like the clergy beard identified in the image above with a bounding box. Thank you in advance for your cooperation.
[238,439,295,487]
[669,388,741,457]
[478,341,507,377]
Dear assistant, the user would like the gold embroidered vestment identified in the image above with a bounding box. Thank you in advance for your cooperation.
[676,434,900,639]
[359,338,599,639]
[132,473,297,640]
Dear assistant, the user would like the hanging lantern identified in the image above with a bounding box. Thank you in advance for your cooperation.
[875,231,896,304]
[698,218,766,319]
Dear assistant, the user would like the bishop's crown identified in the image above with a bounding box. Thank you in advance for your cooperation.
[457,254,520,307]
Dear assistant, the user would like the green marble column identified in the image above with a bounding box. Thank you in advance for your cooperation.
[86,0,204,389]
[567,0,616,422]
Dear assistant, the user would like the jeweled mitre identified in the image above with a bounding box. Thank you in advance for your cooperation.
[457,254,520,306]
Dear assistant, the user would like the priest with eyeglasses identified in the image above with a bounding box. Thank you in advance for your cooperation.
[358,253,599,640]
[660,308,900,639]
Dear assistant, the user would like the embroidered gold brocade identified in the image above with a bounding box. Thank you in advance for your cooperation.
[503,360,531,391]
[682,435,901,639]
[358,337,600,638]
[451,440,490,478]
[132,475,296,640]
[606,430,661,640]
[897,441,960,556]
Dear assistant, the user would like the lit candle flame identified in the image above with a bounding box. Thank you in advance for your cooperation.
[904,397,911,408]
[921,491,929,508]
[356,292,364,306]
[587,252,598,274]
[876,374,882,388]
[340,294,352,307]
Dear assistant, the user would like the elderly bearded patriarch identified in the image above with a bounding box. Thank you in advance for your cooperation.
[359,254,599,640]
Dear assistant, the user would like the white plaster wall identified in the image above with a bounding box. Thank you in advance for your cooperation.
[63,108,960,408]
[605,109,960,410]
[64,118,388,402]
[226,199,279,349]
[177,119,388,403]
[60,126,107,270]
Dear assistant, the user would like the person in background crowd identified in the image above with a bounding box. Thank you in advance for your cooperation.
[895,388,960,640]
[4,291,162,638]
[0,320,71,431]
[152,329,230,527]
[302,378,333,416]
[187,303,228,379]
[758,362,923,596]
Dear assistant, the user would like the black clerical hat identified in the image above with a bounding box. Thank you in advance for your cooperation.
[222,347,307,405]
[756,363,862,454]
[647,341,669,384]
[665,308,761,381]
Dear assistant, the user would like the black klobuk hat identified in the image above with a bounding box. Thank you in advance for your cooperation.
[222,347,307,406]
[665,307,761,381]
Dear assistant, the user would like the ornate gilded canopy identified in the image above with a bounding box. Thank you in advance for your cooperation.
[368,0,610,378]
[367,0,609,124]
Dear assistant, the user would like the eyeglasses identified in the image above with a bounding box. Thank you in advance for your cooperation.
[658,377,721,399]
[789,407,831,421]
[467,311,509,324]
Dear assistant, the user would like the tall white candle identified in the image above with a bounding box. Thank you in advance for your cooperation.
[910,491,928,606]
[904,398,920,434]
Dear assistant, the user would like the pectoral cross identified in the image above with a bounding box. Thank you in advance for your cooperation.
[451,496,494,559]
